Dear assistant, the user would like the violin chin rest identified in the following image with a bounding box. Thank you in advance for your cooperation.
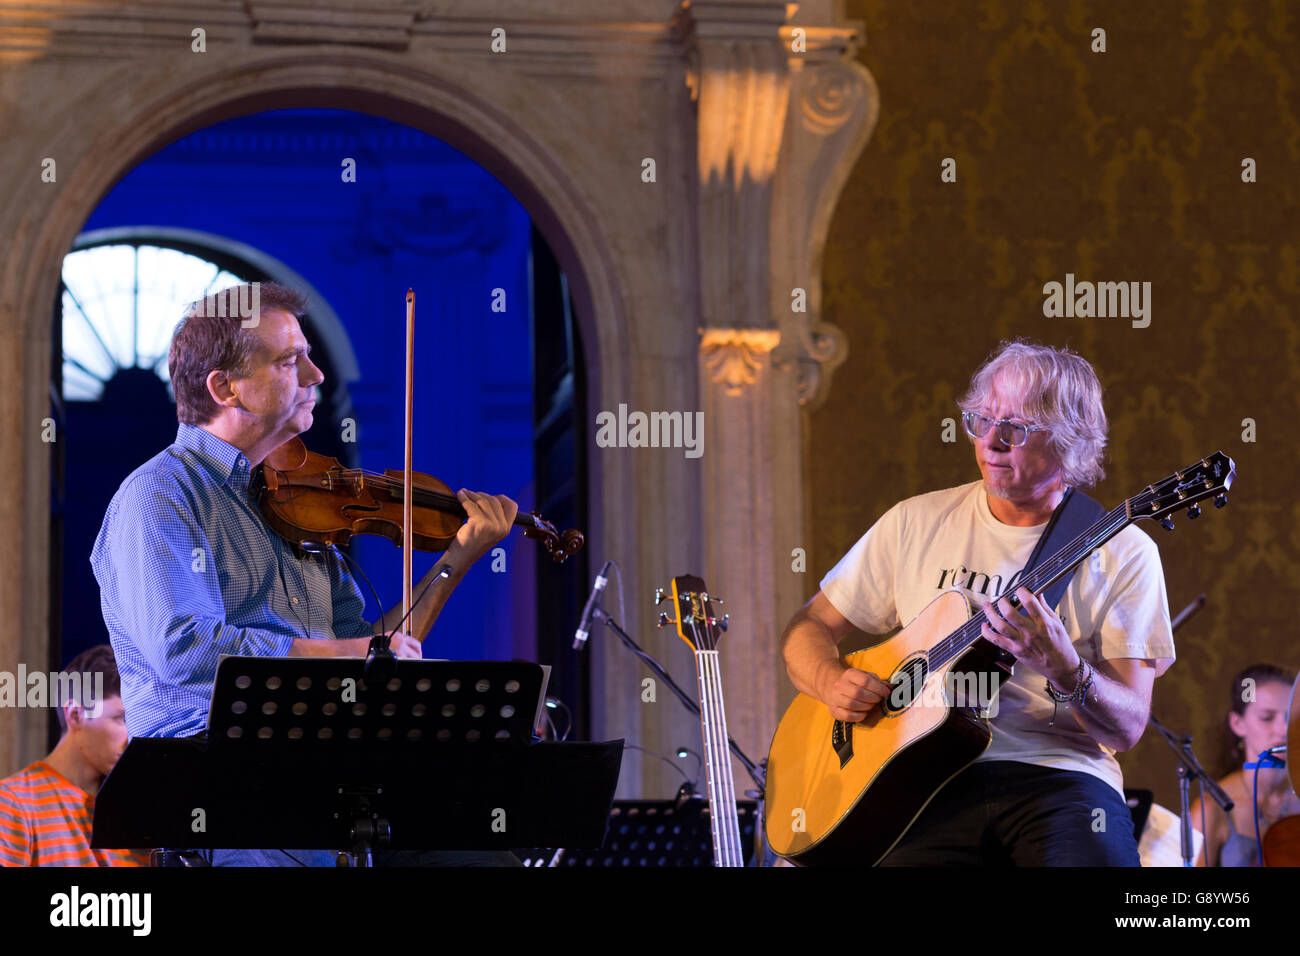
[265,435,309,472]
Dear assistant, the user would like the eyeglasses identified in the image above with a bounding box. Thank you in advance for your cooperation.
[960,409,1050,448]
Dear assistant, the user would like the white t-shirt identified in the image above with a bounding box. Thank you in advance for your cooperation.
[820,480,1175,795]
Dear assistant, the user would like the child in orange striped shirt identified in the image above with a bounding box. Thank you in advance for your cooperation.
[0,645,149,866]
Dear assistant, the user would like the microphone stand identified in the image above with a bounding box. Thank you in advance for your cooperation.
[1147,713,1232,866]
[592,607,763,788]
[365,562,454,683]
[1145,592,1230,866]
[591,606,776,865]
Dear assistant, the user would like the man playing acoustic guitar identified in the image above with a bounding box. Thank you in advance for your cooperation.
[780,340,1175,865]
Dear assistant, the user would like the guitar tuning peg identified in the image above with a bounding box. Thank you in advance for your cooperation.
[657,612,677,629]
[1214,493,1228,509]
[712,597,724,605]
[1186,503,1201,520]
[1160,515,1175,531]
[718,613,730,631]
[654,587,668,606]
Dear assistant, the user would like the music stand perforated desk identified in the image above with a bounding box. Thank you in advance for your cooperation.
[94,657,622,862]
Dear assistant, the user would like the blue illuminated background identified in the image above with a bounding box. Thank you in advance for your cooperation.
[59,108,553,673]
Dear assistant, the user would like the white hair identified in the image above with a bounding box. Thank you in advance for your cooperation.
[957,339,1108,488]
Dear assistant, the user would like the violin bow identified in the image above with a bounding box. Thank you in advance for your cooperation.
[402,288,415,634]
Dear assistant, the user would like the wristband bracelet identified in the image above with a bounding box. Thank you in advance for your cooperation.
[1076,660,1096,708]
[1045,659,1090,727]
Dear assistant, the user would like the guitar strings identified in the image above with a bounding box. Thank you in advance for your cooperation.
[927,504,1129,670]
[708,652,742,866]
[699,650,743,866]
[930,506,1127,666]
[696,651,726,865]
[697,650,736,866]
[926,470,1216,672]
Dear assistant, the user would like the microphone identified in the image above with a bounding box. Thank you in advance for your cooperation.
[1246,746,1287,770]
[573,560,613,651]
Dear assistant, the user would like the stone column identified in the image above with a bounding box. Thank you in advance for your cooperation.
[679,1,790,789]
[681,3,878,790]
[698,329,782,790]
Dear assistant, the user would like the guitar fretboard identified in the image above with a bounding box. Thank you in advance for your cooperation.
[930,502,1131,670]
[694,649,744,867]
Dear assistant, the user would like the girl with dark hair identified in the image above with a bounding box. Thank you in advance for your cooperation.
[1191,664,1300,866]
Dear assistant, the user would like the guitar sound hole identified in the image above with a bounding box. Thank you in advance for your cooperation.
[881,657,928,716]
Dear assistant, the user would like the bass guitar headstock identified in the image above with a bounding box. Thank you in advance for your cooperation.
[654,574,729,652]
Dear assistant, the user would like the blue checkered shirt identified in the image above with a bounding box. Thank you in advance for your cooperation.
[91,424,372,738]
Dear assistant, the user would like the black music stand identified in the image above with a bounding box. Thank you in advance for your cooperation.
[93,656,622,865]
[516,799,761,867]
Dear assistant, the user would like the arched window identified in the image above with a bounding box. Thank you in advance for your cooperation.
[60,243,250,401]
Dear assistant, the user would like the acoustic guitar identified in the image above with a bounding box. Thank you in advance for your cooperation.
[765,452,1236,866]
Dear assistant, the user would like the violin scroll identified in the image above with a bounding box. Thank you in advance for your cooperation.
[521,513,585,563]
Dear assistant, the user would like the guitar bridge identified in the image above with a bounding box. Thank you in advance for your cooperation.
[831,720,853,769]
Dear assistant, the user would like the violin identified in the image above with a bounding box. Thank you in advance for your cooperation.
[254,434,584,564]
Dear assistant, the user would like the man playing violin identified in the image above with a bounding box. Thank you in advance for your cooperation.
[91,282,519,866]
[780,339,1175,865]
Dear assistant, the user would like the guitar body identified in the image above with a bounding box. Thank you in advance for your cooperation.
[766,589,1005,866]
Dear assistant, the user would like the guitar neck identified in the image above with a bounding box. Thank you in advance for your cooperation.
[931,502,1132,671]
[1017,502,1131,604]
[694,649,744,867]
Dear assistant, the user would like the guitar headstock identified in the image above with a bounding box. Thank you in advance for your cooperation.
[654,574,729,651]
[1127,451,1236,529]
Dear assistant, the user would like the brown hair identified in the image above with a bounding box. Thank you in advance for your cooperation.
[1215,663,1294,777]
[56,644,121,731]
[168,282,308,425]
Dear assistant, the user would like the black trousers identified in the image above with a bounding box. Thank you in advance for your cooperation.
[876,760,1140,866]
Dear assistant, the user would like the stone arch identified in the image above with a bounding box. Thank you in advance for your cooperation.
[14,49,629,415]
[2,49,635,768]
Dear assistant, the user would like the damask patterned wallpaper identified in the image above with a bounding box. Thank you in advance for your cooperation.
[811,0,1299,805]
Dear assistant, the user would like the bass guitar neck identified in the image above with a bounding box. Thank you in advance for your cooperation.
[660,574,744,867]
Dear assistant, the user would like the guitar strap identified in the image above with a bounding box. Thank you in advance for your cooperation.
[1016,486,1107,612]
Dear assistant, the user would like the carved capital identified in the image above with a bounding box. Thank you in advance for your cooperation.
[700,328,781,396]
[800,64,861,135]
[777,319,847,407]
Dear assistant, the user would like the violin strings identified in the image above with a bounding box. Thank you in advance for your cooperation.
[266,463,536,528]
[270,462,463,509]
